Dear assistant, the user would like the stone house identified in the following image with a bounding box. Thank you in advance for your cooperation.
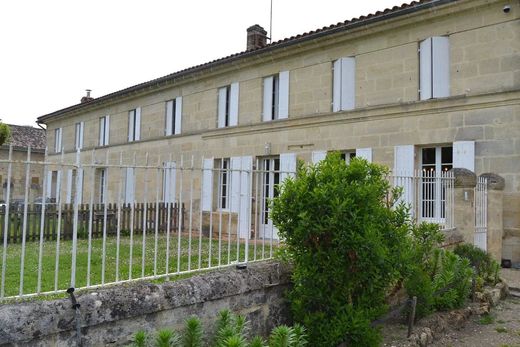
[36,0,519,262]
[0,124,46,202]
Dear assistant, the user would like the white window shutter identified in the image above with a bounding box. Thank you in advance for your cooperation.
[128,111,135,142]
[420,38,432,100]
[332,59,341,112]
[124,168,135,204]
[80,122,84,149]
[135,107,141,141]
[432,36,450,98]
[46,170,53,199]
[393,145,415,210]
[163,162,177,203]
[165,100,173,136]
[340,57,355,111]
[202,158,214,211]
[229,82,239,126]
[76,169,83,204]
[55,170,62,201]
[104,115,110,145]
[280,153,297,183]
[175,96,182,134]
[355,148,372,163]
[99,118,104,145]
[217,87,227,128]
[263,76,273,121]
[66,169,73,204]
[238,156,252,239]
[278,71,289,119]
[312,150,327,164]
[453,141,475,171]
[230,157,241,213]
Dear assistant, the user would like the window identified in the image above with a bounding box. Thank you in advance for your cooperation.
[124,168,134,204]
[332,57,355,111]
[340,151,356,164]
[218,83,239,128]
[262,71,289,121]
[420,36,450,100]
[162,162,176,203]
[74,122,84,150]
[216,158,230,209]
[99,116,110,146]
[97,168,107,203]
[420,146,453,221]
[54,128,62,153]
[128,108,141,142]
[165,97,182,136]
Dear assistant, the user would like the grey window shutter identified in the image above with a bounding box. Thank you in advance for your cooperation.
[340,57,355,110]
[174,96,182,134]
[165,100,173,136]
[202,158,214,211]
[453,141,475,171]
[229,82,239,126]
[332,59,341,112]
[278,71,289,119]
[420,37,432,100]
[263,76,273,121]
[218,87,227,128]
[432,36,450,98]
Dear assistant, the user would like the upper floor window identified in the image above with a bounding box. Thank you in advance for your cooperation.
[332,57,356,112]
[262,71,289,121]
[74,122,84,150]
[128,108,141,142]
[218,83,239,128]
[165,97,182,136]
[54,128,62,153]
[420,36,450,100]
[99,116,109,147]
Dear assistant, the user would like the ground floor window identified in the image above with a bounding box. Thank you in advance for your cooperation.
[420,146,452,221]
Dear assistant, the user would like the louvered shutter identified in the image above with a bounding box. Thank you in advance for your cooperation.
[453,141,475,171]
[229,82,239,126]
[218,87,227,128]
[165,100,173,136]
[312,150,327,164]
[278,71,289,119]
[202,158,214,211]
[394,145,415,210]
[263,76,273,121]
[174,97,182,134]
[432,36,450,98]
[420,38,432,100]
[355,148,372,163]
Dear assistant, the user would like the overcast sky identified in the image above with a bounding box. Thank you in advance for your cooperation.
[0,0,405,127]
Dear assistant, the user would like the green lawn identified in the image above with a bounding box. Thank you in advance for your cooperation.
[0,232,275,298]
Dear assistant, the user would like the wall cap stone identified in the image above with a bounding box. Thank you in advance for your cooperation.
[450,168,476,188]
[479,173,505,191]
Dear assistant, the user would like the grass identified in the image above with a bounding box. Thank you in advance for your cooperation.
[478,314,495,325]
[0,231,276,299]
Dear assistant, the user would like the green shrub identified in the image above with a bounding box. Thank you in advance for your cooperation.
[454,243,500,285]
[183,316,203,347]
[133,330,148,347]
[271,154,412,346]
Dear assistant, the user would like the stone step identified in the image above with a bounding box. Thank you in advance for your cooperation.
[509,287,520,298]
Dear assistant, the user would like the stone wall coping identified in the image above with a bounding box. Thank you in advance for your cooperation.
[450,168,477,188]
[479,173,505,191]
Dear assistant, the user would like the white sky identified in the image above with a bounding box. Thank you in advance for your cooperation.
[0,0,405,127]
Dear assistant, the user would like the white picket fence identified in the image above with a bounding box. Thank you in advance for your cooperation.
[474,176,488,251]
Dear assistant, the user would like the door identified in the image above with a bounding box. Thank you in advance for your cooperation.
[259,157,280,240]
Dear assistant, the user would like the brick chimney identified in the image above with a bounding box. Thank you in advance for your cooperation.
[80,89,93,103]
[247,25,268,51]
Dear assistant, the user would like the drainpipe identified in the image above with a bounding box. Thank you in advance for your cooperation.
[67,287,82,347]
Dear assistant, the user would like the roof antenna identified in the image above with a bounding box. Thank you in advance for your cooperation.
[269,0,273,42]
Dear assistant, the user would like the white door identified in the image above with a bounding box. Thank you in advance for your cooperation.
[259,157,280,240]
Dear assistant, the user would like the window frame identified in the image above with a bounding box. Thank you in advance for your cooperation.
[54,127,62,153]
[99,116,109,147]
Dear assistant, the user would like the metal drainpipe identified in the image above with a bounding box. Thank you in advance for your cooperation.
[67,287,82,347]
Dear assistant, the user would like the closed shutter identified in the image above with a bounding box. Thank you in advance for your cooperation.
[312,150,327,164]
[229,82,239,126]
[66,169,73,204]
[263,76,273,121]
[125,168,135,204]
[280,153,297,183]
[432,36,450,98]
[104,115,110,145]
[394,145,415,210]
[174,96,182,134]
[332,59,342,112]
[218,87,227,128]
[135,107,141,141]
[453,141,475,171]
[163,162,177,203]
[165,100,173,136]
[278,71,289,119]
[128,110,135,142]
[201,158,214,211]
[420,38,432,100]
[355,148,372,163]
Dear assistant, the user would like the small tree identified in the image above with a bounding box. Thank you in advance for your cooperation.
[271,153,412,346]
[0,122,10,146]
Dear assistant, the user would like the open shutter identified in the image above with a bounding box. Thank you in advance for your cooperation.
[202,158,214,211]
[174,96,182,134]
[432,36,450,98]
[104,115,110,145]
[46,170,53,199]
[280,153,296,183]
[76,169,84,204]
[229,82,239,126]
[394,145,415,210]
[332,59,341,112]
[230,157,241,213]
[66,169,73,204]
[453,141,475,171]
[55,170,62,201]
[99,118,104,145]
[356,148,372,163]
[312,150,327,164]
[341,57,355,110]
[420,38,432,100]
[165,100,173,136]
[125,168,135,204]
[278,71,289,119]
[128,111,135,142]
[135,107,141,141]
[263,76,273,121]
[163,162,177,203]
[239,156,252,239]
[218,87,227,128]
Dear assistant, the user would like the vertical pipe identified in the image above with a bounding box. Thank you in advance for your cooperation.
[115,153,123,282]
[176,155,183,274]
[128,152,136,280]
[164,154,172,277]
[70,149,81,288]
[217,160,223,268]
[187,156,194,272]
[36,148,49,293]
[54,150,65,291]
[19,147,32,296]
[227,162,232,265]
[141,153,149,278]
[86,151,96,286]
[101,151,109,285]
[253,159,259,261]
[197,157,204,270]
[153,155,161,277]
[0,145,13,298]
[208,163,214,268]
[236,159,242,263]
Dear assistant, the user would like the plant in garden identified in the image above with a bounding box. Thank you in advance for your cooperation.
[183,316,203,347]
[133,330,149,347]
[271,154,412,346]
[454,243,500,285]
[155,329,180,347]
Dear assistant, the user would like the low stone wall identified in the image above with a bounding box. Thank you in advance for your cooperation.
[0,261,291,347]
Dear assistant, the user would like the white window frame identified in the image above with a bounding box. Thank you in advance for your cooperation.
[217,158,230,210]
[54,128,62,153]
[98,168,107,203]
[74,122,84,150]
[341,151,356,164]
[165,97,182,136]
[263,71,289,121]
[99,116,109,146]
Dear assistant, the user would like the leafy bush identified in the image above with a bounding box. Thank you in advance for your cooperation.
[270,154,412,346]
[454,243,500,285]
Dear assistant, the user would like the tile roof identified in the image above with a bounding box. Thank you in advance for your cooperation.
[37,0,455,122]
[5,124,46,151]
